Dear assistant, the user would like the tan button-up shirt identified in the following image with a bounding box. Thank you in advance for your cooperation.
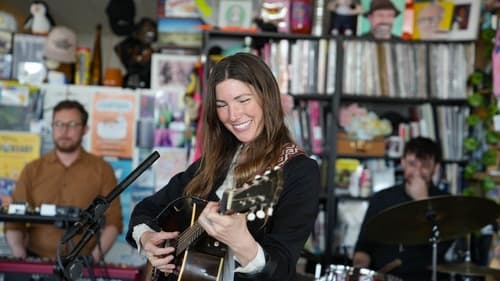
[4,148,123,258]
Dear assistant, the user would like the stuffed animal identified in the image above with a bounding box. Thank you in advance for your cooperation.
[24,0,55,35]
[328,0,363,36]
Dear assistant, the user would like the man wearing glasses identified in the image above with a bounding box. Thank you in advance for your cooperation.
[416,3,444,39]
[5,100,122,262]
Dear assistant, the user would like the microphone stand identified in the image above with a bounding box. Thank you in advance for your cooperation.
[55,151,160,281]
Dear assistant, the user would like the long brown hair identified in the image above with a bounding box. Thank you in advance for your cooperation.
[184,53,293,197]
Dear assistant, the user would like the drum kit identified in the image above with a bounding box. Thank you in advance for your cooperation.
[316,195,500,281]
[316,264,404,281]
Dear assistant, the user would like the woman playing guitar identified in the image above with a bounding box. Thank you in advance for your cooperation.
[125,53,321,281]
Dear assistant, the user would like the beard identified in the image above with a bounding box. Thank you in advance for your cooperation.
[372,23,392,39]
[54,138,82,153]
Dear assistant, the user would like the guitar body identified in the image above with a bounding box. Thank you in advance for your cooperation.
[148,248,224,281]
[145,200,226,281]
[177,249,224,281]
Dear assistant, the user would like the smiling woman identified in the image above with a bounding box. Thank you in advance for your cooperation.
[126,53,321,281]
[215,79,264,144]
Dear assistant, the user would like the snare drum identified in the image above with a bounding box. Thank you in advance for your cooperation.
[319,264,403,281]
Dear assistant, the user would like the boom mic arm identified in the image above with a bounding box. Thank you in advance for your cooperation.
[57,151,160,281]
[62,151,160,243]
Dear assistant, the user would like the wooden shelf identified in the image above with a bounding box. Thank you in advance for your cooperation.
[341,94,468,105]
[472,172,500,184]
[291,94,334,100]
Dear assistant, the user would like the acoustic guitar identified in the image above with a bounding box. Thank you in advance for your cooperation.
[145,167,284,281]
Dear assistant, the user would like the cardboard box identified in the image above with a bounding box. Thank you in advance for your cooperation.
[336,132,385,157]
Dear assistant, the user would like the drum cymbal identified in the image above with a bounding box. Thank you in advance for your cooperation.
[365,195,500,245]
[434,262,500,277]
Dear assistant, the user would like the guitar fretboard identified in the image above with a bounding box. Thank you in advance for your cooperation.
[175,221,205,256]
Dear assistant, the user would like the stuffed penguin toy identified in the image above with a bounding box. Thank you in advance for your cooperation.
[24,0,55,35]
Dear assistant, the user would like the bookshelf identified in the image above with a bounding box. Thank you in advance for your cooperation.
[334,37,474,263]
[201,30,475,267]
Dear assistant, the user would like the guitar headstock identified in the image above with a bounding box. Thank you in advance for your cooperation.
[220,166,284,221]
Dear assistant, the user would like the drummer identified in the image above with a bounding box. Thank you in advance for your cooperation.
[353,137,453,281]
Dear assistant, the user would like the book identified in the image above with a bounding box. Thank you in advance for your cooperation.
[308,100,323,155]
[316,38,328,94]
[325,39,337,95]
[0,54,12,79]
[335,158,362,195]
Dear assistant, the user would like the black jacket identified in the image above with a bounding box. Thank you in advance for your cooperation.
[126,154,320,281]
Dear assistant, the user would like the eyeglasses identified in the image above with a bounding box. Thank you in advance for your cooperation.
[52,120,83,130]
[417,16,441,26]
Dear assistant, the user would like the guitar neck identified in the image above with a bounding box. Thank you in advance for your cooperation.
[171,167,284,256]
[174,221,205,255]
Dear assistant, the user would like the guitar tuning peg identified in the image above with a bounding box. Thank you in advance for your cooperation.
[247,211,256,221]
[273,165,280,170]
[264,169,271,175]
[256,208,266,219]
[267,207,274,216]
[254,174,262,180]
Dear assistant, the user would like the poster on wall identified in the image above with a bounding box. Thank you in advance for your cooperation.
[218,0,253,28]
[156,17,204,49]
[413,0,454,40]
[150,53,198,90]
[151,54,199,149]
[106,158,133,242]
[0,132,41,206]
[447,0,481,41]
[0,83,32,131]
[357,0,406,38]
[136,92,155,148]
[153,147,193,191]
[154,86,190,148]
[90,92,137,158]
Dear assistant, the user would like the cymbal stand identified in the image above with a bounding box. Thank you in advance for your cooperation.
[462,234,472,281]
[314,263,322,281]
[427,210,440,281]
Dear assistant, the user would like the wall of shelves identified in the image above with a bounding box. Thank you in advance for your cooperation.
[201,29,475,266]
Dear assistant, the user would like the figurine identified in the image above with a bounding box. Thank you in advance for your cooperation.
[258,0,289,32]
[23,0,55,35]
[328,0,363,36]
[114,17,157,88]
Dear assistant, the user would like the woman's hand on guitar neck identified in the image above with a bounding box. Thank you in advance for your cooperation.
[141,230,179,273]
[199,201,259,266]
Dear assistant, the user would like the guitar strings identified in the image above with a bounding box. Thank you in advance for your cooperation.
[173,221,205,255]
[169,169,281,255]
